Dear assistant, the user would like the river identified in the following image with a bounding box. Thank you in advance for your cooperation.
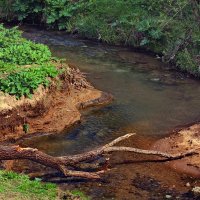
[20,26,200,199]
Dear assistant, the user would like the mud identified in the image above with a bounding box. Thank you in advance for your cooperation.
[6,132,200,200]
[153,123,200,178]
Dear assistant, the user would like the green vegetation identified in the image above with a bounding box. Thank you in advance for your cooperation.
[0,64,58,99]
[0,170,57,200]
[70,190,90,200]
[1,0,200,77]
[0,25,51,65]
[0,24,60,99]
[0,170,90,200]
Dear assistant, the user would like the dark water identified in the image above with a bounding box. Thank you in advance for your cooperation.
[22,28,200,157]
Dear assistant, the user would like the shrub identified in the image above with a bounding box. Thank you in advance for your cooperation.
[0,41,51,65]
[0,64,59,99]
[0,25,60,99]
[176,48,200,76]
[0,25,51,65]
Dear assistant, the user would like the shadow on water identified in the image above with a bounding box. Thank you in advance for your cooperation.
[18,26,200,199]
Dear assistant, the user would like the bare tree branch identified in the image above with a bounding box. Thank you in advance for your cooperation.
[0,133,198,179]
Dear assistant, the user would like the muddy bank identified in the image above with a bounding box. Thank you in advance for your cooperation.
[0,66,113,142]
[7,132,200,200]
[153,123,200,177]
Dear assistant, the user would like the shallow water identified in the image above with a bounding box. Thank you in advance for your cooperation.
[22,27,200,157]
[18,27,200,199]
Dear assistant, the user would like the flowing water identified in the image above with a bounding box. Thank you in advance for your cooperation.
[20,27,200,199]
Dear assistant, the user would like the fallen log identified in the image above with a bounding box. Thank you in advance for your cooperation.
[0,133,198,179]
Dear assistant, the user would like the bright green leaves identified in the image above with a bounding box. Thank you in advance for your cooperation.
[0,25,51,65]
[0,41,51,65]
[0,65,59,99]
[0,25,23,47]
[0,25,60,99]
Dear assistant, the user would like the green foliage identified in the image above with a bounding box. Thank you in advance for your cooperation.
[23,123,29,133]
[0,25,51,65]
[71,190,90,200]
[0,0,200,76]
[176,48,200,75]
[0,25,23,47]
[0,61,17,75]
[0,25,60,99]
[0,64,59,99]
[0,170,57,200]
[0,41,51,65]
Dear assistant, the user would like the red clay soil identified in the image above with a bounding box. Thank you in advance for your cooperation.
[0,70,113,142]
[152,123,200,177]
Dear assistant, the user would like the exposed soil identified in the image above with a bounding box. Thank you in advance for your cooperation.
[0,67,113,143]
[153,123,200,178]
[56,133,200,200]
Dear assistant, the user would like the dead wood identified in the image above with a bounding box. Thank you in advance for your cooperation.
[0,133,198,179]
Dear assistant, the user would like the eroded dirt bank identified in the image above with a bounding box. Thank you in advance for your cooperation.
[153,123,200,177]
[0,67,113,142]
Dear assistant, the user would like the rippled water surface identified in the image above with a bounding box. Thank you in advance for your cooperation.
[22,28,200,156]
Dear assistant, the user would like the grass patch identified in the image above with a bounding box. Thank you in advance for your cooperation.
[0,170,90,200]
[71,190,91,200]
[0,170,57,200]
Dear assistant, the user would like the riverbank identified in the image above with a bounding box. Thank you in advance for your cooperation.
[1,1,200,77]
[153,122,200,178]
[0,65,113,143]
[0,24,113,143]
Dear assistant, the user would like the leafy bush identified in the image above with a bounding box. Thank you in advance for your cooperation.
[0,41,51,65]
[0,25,51,65]
[0,64,59,99]
[0,25,23,47]
[176,48,200,75]
[0,25,61,99]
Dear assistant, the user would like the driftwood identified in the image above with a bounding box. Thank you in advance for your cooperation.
[0,133,198,179]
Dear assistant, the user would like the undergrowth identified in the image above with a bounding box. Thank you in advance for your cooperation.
[1,0,200,77]
[0,64,59,99]
[0,24,61,99]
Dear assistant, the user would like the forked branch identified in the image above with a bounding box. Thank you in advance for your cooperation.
[0,133,198,179]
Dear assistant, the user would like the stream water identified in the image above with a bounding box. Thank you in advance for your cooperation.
[20,27,200,199]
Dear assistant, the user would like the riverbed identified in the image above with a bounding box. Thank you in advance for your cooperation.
[18,26,200,199]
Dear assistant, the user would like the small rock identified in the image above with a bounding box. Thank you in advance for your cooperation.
[150,78,160,82]
[186,182,190,187]
[165,195,172,199]
[192,186,200,194]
